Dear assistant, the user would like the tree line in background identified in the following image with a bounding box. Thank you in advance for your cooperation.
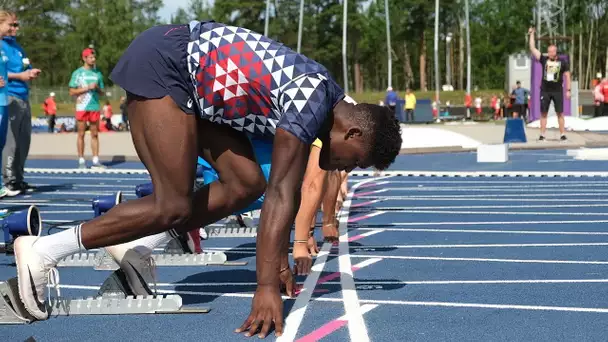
[0,0,606,93]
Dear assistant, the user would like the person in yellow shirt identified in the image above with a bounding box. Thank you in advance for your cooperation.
[404,88,416,122]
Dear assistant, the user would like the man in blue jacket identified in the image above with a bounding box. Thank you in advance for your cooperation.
[1,13,40,196]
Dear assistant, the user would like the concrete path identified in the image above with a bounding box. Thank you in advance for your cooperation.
[26,123,608,161]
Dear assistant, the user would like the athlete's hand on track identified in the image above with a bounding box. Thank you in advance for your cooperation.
[236,285,284,338]
[293,242,313,275]
[307,235,319,256]
[322,220,339,243]
[280,263,296,296]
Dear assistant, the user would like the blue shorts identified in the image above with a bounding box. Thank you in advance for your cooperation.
[110,24,196,115]
[198,138,272,214]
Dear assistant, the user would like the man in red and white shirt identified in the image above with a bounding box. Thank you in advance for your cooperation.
[43,92,56,132]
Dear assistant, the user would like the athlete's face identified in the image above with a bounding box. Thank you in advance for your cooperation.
[319,126,371,172]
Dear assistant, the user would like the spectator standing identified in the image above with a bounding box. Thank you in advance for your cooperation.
[102,99,113,131]
[69,48,106,169]
[510,81,529,120]
[528,27,571,141]
[404,88,416,122]
[385,86,398,112]
[43,92,57,132]
[0,12,15,199]
[474,96,482,117]
[2,12,40,196]
[599,78,608,117]
[119,96,128,130]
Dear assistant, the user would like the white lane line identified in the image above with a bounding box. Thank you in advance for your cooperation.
[350,180,608,185]
[346,254,608,265]
[353,209,608,216]
[25,175,150,181]
[0,202,90,207]
[148,278,608,287]
[357,198,608,202]
[356,193,608,199]
[354,227,608,235]
[377,187,608,193]
[352,204,608,210]
[56,285,608,314]
[218,250,608,264]
[207,242,608,250]
[356,219,608,226]
[39,210,92,214]
[337,177,383,342]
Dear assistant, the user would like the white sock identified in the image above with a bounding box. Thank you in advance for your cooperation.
[79,157,85,164]
[113,231,172,256]
[33,225,85,267]
[92,156,99,164]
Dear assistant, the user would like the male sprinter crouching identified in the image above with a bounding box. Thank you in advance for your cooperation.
[13,20,401,338]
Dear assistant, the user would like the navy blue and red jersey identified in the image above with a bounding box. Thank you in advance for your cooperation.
[186,20,345,145]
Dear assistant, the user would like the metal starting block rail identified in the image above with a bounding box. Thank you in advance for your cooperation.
[0,275,210,325]
[204,225,258,238]
[56,234,248,269]
[57,249,246,270]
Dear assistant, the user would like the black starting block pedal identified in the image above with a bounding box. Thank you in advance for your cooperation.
[0,275,210,325]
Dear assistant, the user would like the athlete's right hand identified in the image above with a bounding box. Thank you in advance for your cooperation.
[293,242,313,275]
[236,285,284,338]
[528,27,535,35]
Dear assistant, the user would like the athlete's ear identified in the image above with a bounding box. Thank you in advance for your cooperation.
[345,127,362,140]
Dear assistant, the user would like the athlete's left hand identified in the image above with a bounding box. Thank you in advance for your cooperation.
[279,265,296,297]
[236,285,284,338]
[566,90,571,99]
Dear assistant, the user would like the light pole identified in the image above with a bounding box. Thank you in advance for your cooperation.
[465,0,471,118]
[385,0,392,88]
[434,0,440,104]
[297,0,305,53]
[342,0,348,93]
[264,0,271,36]
[445,32,452,88]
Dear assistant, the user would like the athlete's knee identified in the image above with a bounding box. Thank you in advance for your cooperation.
[226,169,266,208]
[152,194,193,229]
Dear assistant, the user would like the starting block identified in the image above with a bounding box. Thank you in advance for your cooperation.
[0,274,209,325]
[503,118,527,143]
[204,225,258,238]
[57,240,245,270]
[135,183,153,198]
[1,206,41,255]
[92,192,122,217]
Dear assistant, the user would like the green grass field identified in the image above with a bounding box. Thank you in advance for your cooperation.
[30,89,505,117]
